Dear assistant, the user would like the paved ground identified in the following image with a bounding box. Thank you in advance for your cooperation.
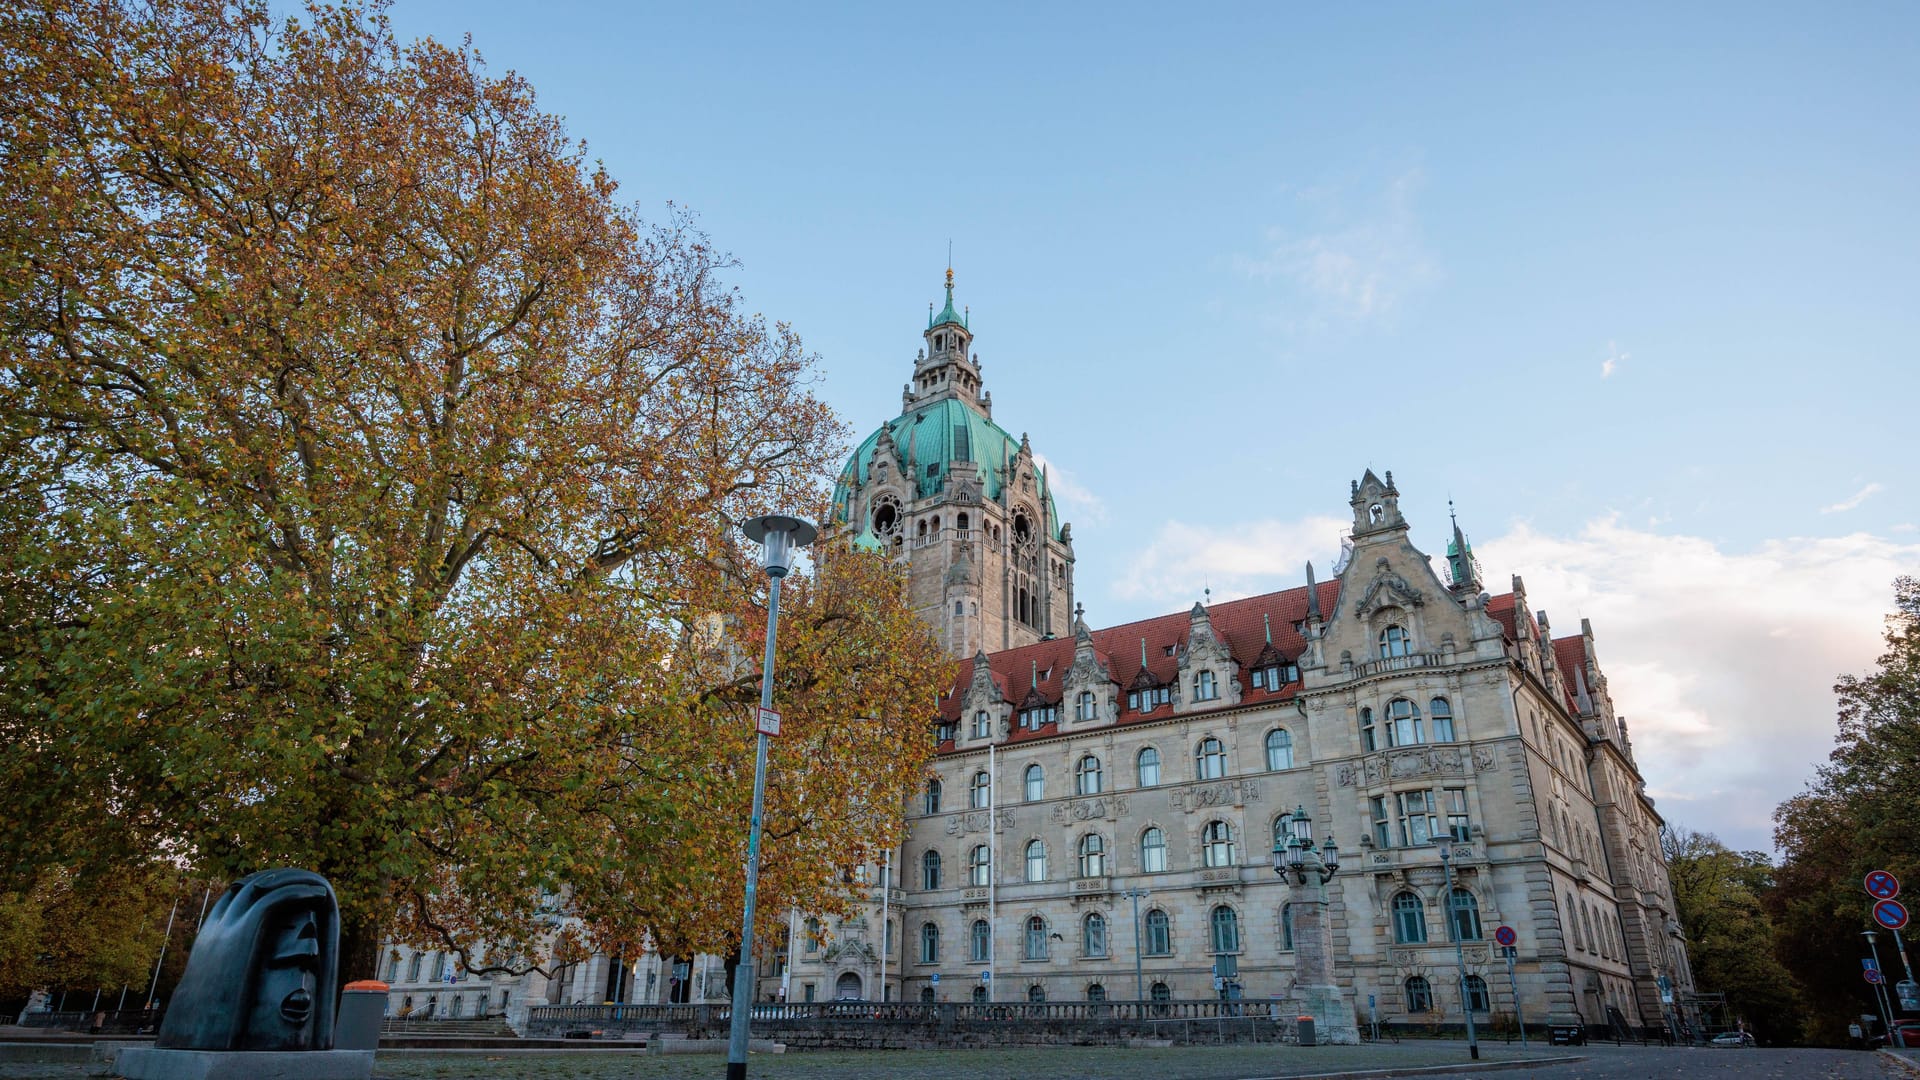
[0,1040,1905,1079]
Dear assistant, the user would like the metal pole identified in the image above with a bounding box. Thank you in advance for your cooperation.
[1504,946,1526,1048]
[1127,889,1146,1005]
[725,571,783,1080]
[1893,927,1917,987]
[1441,849,1479,1059]
[987,740,996,1003]
[1865,931,1896,1041]
[879,848,892,1003]
[145,895,181,1010]
[780,907,798,1004]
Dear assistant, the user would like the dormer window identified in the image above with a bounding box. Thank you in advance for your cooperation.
[1380,625,1411,658]
[1126,686,1171,713]
[1076,691,1097,721]
[1018,704,1057,729]
[1251,662,1300,690]
[972,710,992,739]
[1194,670,1218,701]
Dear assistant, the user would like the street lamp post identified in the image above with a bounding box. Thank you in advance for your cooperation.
[1120,888,1149,1008]
[1271,805,1358,1044]
[1865,930,1897,1041]
[1435,842,1480,1061]
[726,514,817,1080]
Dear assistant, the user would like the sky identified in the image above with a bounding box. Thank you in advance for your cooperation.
[362,1,1918,853]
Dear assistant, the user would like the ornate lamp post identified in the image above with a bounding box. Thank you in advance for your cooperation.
[1271,804,1358,1044]
[1435,842,1480,1060]
[726,514,817,1080]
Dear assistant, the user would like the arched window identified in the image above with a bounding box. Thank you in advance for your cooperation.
[1150,981,1171,1004]
[1075,755,1103,794]
[920,986,936,1003]
[1265,728,1294,770]
[1024,916,1049,960]
[805,917,823,953]
[1024,764,1044,802]
[1202,820,1236,867]
[1380,624,1411,658]
[971,919,991,962]
[1145,909,1172,955]
[922,849,942,890]
[1387,698,1422,747]
[1405,975,1432,1012]
[1195,737,1227,779]
[919,923,939,964]
[957,512,969,532]
[1448,887,1483,942]
[1281,902,1294,951]
[971,984,987,1003]
[1195,670,1218,701]
[1141,827,1168,873]
[969,845,990,886]
[1360,707,1378,752]
[1210,905,1240,953]
[1137,747,1162,787]
[1463,974,1490,1012]
[1430,697,1455,742]
[1025,840,1048,882]
[1078,833,1106,877]
[1027,983,1046,1002]
[1392,891,1427,944]
[970,770,990,808]
[1083,912,1108,957]
[1076,691,1097,721]
[1086,983,1107,1002]
[924,779,942,815]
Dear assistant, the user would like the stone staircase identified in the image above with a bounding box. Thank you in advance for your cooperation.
[380,1016,517,1038]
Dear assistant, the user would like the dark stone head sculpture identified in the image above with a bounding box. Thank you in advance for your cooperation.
[155,869,340,1051]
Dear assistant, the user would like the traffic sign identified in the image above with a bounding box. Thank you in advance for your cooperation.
[980,970,990,982]
[1867,870,1901,900]
[1494,925,1517,947]
[930,973,940,985]
[1867,969,1885,984]
[1873,899,1910,931]
[756,707,782,737]
[1864,958,1881,971]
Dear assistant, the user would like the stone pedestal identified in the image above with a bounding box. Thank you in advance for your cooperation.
[114,1047,374,1080]
[1294,983,1360,1045]
[1286,850,1360,1045]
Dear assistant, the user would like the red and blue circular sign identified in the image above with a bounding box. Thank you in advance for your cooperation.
[1867,968,1886,984]
[1873,899,1910,931]
[1867,871,1902,900]
[1494,925,1517,947]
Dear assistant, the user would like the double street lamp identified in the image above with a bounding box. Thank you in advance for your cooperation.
[1272,804,1340,884]
[1270,805,1359,1045]
[1435,842,1481,1061]
[726,514,817,1080]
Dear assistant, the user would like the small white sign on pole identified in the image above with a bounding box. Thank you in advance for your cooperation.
[756,707,782,737]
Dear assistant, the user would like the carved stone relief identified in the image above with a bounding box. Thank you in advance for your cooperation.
[1170,780,1259,813]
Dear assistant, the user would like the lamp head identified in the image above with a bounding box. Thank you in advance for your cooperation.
[1321,834,1340,874]
[1270,837,1288,877]
[1289,804,1312,842]
[743,514,819,578]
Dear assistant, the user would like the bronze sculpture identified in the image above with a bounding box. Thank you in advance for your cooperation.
[155,869,340,1052]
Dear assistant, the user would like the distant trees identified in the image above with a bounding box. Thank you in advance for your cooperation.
[1661,826,1804,1044]
[1770,577,1920,1042]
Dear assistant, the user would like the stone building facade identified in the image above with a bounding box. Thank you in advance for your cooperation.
[785,275,1691,1033]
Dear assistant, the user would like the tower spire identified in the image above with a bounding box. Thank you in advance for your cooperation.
[1447,499,1481,594]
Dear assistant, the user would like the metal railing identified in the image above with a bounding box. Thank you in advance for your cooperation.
[526,998,1282,1027]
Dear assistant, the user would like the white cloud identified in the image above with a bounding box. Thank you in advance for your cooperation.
[1601,340,1628,379]
[1232,170,1437,325]
[1032,453,1107,527]
[1113,511,1918,852]
[1820,482,1883,514]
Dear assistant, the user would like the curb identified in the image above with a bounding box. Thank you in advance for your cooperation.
[1881,1048,1920,1077]
[1237,1056,1583,1080]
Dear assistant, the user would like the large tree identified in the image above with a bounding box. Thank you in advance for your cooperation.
[0,0,943,982]
[1771,577,1920,1042]
[1660,825,1804,1044]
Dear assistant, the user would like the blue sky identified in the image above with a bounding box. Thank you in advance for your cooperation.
[368,1,1917,851]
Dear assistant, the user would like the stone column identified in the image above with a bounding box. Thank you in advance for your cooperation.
[1288,851,1360,1045]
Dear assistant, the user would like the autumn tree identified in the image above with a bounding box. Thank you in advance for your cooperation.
[1771,576,1920,1043]
[0,0,944,984]
[1661,826,1804,1044]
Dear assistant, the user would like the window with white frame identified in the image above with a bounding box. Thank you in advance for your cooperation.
[1078,833,1105,877]
[1137,747,1161,787]
[1076,691,1097,721]
[1195,737,1226,779]
[922,849,942,890]
[1075,755,1103,794]
[1430,697,1455,742]
[1025,839,1047,882]
[1202,820,1236,867]
[1209,905,1240,953]
[1448,887,1483,941]
[1024,916,1049,960]
[1128,685,1171,712]
[1141,827,1168,873]
[969,845,990,886]
[1444,787,1471,841]
[970,770,990,808]
[925,778,942,814]
[1265,728,1293,770]
[1463,974,1490,1012]
[1396,789,1438,846]
[1392,892,1427,943]
[1083,912,1108,957]
[1387,698,1423,746]
[971,919,991,961]
[972,710,992,739]
[920,923,939,963]
[1360,707,1378,752]
[1380,624,1411,658]
[1195,670,1218,701]
[1024,764,1044,802]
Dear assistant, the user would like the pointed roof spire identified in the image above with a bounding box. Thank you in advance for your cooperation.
[1447,499,1480,593]
[1263,613,1273,645]
[1305,561,1323,620]
[931,265,966,329]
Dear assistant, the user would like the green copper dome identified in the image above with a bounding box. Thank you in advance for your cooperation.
[928,268,967,330]
[831,397,1062,539]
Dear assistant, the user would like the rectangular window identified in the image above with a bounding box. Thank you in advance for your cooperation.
[1370,796,1391,848]
[1396,790,1437,847]
[803,983,816,1003]
[1445,787,1471,841]
[1127,691,1140,711]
